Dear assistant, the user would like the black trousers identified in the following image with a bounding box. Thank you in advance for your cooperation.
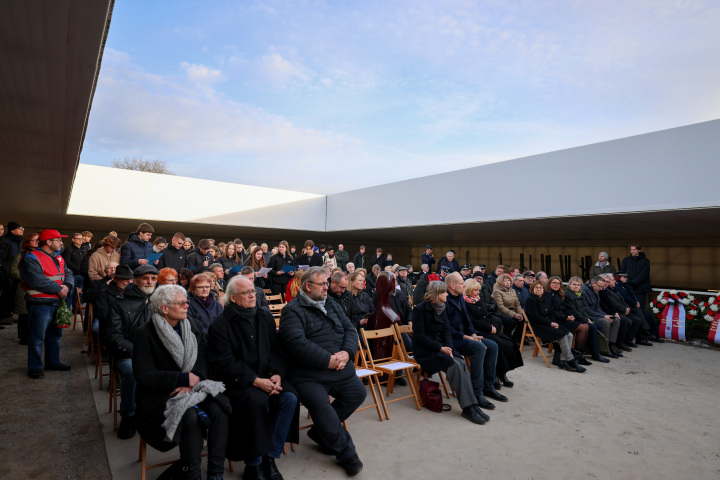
[176,398,228,478]
[295,375,366,462]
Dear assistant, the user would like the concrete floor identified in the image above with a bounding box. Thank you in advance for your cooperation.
[3,320,720,480]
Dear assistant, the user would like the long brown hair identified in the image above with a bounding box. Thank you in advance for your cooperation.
[247,245,266,270]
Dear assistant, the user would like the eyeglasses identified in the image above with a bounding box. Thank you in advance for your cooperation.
[167,301,190,306]
[237,289,256,296]
[307,280,329,288]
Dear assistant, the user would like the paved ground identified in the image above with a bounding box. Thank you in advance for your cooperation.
[3,319,720,480]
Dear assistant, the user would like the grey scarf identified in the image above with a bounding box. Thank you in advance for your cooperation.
[432,302,446,315]
[299,289,327,315]
[152,313,197,373]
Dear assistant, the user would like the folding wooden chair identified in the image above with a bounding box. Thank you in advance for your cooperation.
[360,327,422,413]
[269,303,285,319]
[262,289,272,295]
[354,341,388,421]
[266,294,284,304]
[519,311,551,368]
[72,287,85,330]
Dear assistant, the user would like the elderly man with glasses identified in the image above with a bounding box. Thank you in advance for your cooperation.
[278,266,366,477]
[207,276,299,480]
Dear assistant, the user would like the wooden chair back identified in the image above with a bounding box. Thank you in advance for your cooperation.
[519,311,551,368]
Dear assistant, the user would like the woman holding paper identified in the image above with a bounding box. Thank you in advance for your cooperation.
[267,241,296,296]
[243,246,269,290]
[219,242,243,280]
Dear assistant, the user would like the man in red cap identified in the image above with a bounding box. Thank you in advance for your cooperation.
[19,229,75,379]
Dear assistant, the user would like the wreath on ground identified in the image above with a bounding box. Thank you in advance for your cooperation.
[699,296,720,322]
[649,290,696,320]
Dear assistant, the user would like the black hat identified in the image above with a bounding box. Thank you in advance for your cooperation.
[426,245,433,250]
[114,264,134,280]
[478,264,486,269]
[406,264,413,270]
[473,271,484,279]
[441,266,452,273]
[7,221,22,231]
[396,266,408,272]
[134,264,159,277]
[523,271,536,278]
[616,270,628,277]
[461,264,471,270]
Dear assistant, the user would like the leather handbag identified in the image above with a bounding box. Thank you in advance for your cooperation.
[418,378,450,413]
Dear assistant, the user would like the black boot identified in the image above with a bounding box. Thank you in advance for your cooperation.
[558,360,577,372]
[552,345,561,366]
[501,374,514,388]
[568,359,586,373]
[592,353,610,363]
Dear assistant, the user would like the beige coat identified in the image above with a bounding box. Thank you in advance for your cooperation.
[88,249,120,281]
[492,282,523,317]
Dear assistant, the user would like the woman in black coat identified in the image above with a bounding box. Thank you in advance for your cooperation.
[563,276,609,363]
[207,276,299,479]
[348,270,375,331]
[267,241,296,296]
[411,281,490,425]
[132,285,229,480]
[547,276,592,365]
[525,281,585,373]
[463,279,523,387]
[218,242,243,280]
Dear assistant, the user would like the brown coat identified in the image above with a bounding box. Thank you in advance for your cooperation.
[88,249,120,281]
[492,283,523,317]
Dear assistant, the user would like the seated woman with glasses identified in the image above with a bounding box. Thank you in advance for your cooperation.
[546,276,605,365]
[157,267,178,285]
[187,273,224,336]
[412,280,489,425]
[491,273,525,341]
[463,278,524,388]
[133,284,229,480]
[525,281,586,373]
[348,269,374,331]
[562,276,610,363]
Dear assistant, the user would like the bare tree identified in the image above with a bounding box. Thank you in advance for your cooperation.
[111,156,174,175]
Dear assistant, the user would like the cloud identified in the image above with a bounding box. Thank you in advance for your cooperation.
[256,52,311,87]
[180,61,226,84]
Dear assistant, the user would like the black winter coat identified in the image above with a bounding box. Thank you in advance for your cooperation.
[132,317,230,451]
[348,291,374,331]
[106,284,153,358]
[278,294,358,385]
[119,232,152,270]
[445,293,477,350]
[547,290,583,332]
[412,276,429,306]
[525,294,570,343]
[207,304,299,461]
[327,289,352,319]
[411,301,455,375]
[187,292,224,336]
[297,252,323,267]
[157,245,188,272]
[187,248,213,273]
[335,250,350,270]
[562,289,591,323]
[61,243,88,276]
[620,253,651,293]
[267,253,296,288]
[352,251,367,270]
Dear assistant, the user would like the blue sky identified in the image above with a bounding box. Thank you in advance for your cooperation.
[81,0,720,194]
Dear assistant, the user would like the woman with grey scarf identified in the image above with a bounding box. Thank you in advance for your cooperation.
[132,284,231,480]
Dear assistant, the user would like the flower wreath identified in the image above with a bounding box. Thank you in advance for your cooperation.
[699,296,720,322]
[649,290,696,320]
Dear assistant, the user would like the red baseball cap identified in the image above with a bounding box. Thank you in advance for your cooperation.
[38,229,68,241]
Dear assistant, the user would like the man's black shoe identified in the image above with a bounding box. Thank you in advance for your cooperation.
[243,464,267,480]
[578,357,592,366]
[45,362,71,371]
[28,370,44,379]
[117,416,136,440]
[568,359,586,373]
[473,405,490,421]
[461,406,486,425]
[483,388,508,402]
[340,454,363,477]
[624,341,638,348]
[616,343,631,352]
[637,339,653,346]
[476,396,495,410]
[493,380,502,390]
[262,457,284,480]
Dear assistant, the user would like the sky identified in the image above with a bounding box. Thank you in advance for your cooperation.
[80,0,720,194]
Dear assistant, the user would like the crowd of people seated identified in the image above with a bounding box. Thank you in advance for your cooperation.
[0,221,667,479]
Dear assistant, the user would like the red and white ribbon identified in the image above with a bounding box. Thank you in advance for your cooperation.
[708,313,720,345]
[660,301,686,340]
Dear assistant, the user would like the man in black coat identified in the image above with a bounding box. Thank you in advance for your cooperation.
[133,284,228,480]
[620,244,651,309]
[352,245,367,270]
[278,266,365,477]
[208,276,298,480]
[298,240,323,267]
[328,271,352,318]
[421,245,435,273]
[240,267,269,311]
[106,264,158,439]
[157,232,188,272]
[187,239,214,273]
